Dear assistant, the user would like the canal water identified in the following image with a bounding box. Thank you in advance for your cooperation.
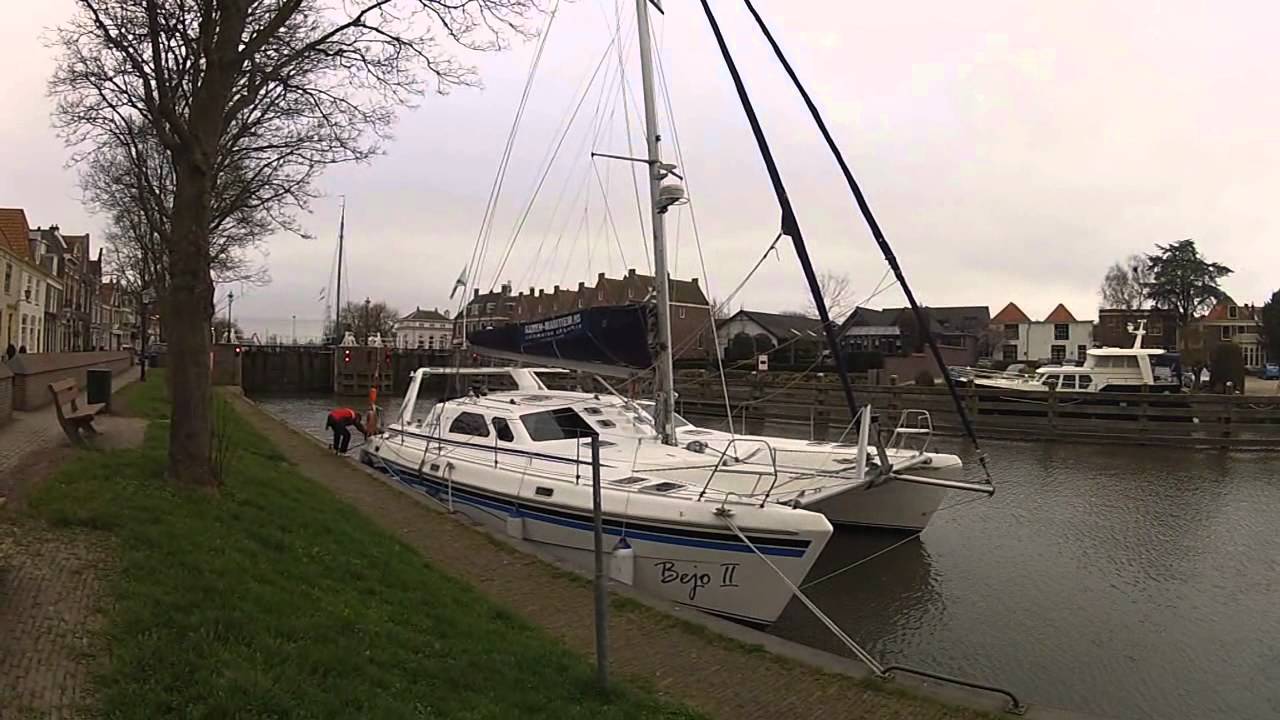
[254,393,1280,720]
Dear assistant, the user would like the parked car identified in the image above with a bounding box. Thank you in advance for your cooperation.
[1263,363,1280,380]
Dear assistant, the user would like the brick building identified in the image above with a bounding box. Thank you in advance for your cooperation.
[457,269,712,359]
[1095,308,1180,351]
[1193,298,1267,370]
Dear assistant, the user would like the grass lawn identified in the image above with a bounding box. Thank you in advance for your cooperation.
[32,374,698,719]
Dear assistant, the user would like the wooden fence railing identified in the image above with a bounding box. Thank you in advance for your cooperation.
[668,370,1280,449]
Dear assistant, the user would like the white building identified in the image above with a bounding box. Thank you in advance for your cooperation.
[993,302,1094,364]
[394,307,452,350]
[0,208,61,353]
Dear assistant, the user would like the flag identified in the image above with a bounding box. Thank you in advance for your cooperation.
[449,266,469,300]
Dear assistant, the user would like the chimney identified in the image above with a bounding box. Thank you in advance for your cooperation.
[473,288,480,299]
[577,281,585,291]
[597,272,606,283]
[529,286,535,296]
[691,277,699,286]
[553,285,560,293]
[442,309,451,319]
[501,281,512,295]
[627,268,637,277]
[538,289,545,297]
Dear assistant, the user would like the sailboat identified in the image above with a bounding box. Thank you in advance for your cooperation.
[371,0,996,623]
[369,0,838,627]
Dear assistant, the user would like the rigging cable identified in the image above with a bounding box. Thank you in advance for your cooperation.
[464,0,561,313]
[695,0,862,431]
[487,33,621,289]
[740,0,991,482]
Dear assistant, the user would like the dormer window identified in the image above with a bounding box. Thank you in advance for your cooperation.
[1227,305,1239,320]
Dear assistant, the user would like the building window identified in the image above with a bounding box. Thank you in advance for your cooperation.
[1002,345,1017,361]
[1003,323,1019,340]
[1220,326,1231,340]
[486,302,495,314]
[696,332,704,350]
[1148,323,1161,336]
[597,291,604,301]
[3,263,10,293]
[1054,323,1069,341]
[678,307,686,319]
[1050,345,1066,363]
[1077,345,1087,363]
[1228,305,1239,319]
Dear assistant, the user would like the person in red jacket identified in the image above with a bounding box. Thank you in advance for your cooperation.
[324,407,367,454]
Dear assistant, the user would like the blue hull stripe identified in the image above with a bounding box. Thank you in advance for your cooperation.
[379,458,808,558]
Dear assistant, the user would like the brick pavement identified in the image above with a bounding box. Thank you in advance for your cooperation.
[230,393,1003,720]
[0,520,112,720]
[0,370,139,719]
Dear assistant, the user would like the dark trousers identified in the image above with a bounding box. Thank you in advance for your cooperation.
[331,423,352,452]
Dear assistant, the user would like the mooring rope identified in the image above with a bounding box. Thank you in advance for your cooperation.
[717,510,884,676]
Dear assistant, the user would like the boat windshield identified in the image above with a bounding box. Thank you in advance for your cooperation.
[636,401,692,429]
[520,407,597,442]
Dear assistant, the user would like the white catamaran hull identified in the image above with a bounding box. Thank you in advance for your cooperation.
[369,430,830,627]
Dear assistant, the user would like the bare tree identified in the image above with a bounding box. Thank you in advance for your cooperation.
[326,300,401,343]
[50,0,536,486]
[1099,254,1151,309]
[86,127,271,295]
[800,270,855,320]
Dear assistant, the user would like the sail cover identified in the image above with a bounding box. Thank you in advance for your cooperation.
[467,303,656,371]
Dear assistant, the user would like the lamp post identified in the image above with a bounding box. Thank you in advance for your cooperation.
[292,314,297,345]
[140,288,156,381]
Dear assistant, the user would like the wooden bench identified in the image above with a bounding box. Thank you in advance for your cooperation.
[48,379,107,447]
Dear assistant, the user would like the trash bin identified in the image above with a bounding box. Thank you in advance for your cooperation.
[86,368,113,411]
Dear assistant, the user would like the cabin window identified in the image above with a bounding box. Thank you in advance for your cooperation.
[1077,345,1087,363]
[492,417,515,442]
[449,412,490,438]
[1059,375,1077,390]
[1042,375,1060,388]
[1054,324,1069,341]
[1050,345,1066,363]
[1122,356,1140,368]
[583,406,603,415]
[521,408,596,442]
[596,419,616,429]
[1078,375,1093,390]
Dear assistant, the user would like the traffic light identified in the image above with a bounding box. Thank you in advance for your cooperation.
[234,346,242,355]
[343,348,352,365]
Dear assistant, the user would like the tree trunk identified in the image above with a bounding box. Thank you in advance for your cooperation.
[166,159,216,486]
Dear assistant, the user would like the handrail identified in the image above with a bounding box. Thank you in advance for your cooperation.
[695,437,780,503]
[881,664,1025,715]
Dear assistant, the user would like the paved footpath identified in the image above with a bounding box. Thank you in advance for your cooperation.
[0,371,142,720]
[232,392,1067,720]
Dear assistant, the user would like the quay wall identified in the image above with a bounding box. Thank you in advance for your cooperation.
[5,351,134,411]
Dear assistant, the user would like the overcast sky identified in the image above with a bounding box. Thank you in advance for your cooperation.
[3,1,1277,340]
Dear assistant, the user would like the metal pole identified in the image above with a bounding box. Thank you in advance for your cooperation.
[634,0,677,447]
[139,294,147,382]
[334,199,345,345]
[590,434,609,688]
[226,290,234,342]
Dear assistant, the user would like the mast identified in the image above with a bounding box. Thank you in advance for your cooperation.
[635,0,678,446]
[334,198,346,345]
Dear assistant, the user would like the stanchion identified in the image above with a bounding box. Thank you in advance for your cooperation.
[590,434,609,689]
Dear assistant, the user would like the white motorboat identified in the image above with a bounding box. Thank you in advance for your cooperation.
[367,368,835,627]
[952,322,1181,393]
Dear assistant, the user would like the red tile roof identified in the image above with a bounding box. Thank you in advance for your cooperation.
[1043,303,1077,323]
[1203,298,1258,321]
[0,208,32,260]
[991,302,1031,323]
